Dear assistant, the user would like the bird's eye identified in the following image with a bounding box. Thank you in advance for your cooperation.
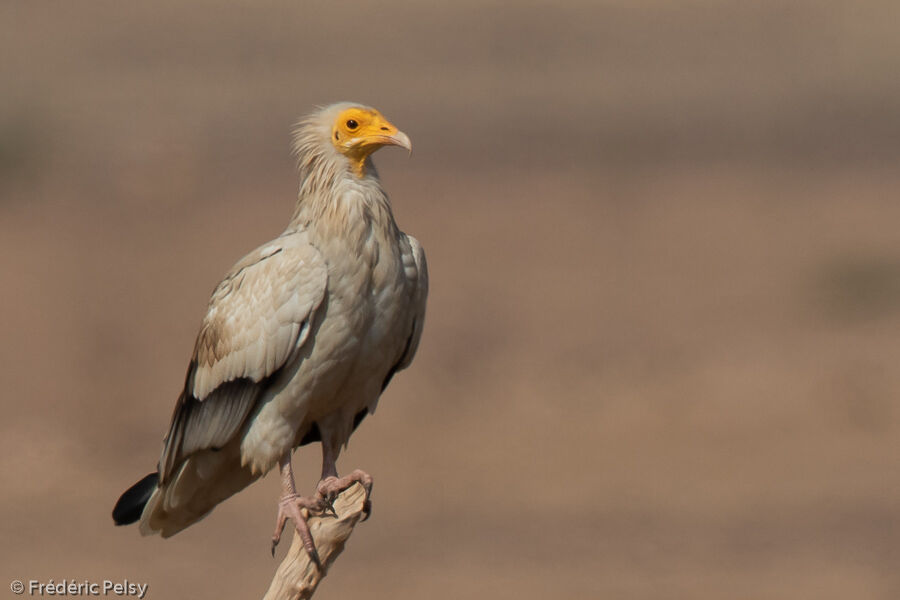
[346,119,359,130]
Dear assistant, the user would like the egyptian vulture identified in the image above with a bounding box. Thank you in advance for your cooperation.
[112,103,428,566]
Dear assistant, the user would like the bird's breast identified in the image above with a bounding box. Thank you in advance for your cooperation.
[304,211,414,400]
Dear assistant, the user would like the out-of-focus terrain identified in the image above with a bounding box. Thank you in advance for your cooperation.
[2,2,900,598]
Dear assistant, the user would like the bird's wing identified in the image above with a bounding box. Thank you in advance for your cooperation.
[158,233,327,483]
[393,234,428,374]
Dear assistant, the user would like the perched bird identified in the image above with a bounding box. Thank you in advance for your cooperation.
[112,103,428,566]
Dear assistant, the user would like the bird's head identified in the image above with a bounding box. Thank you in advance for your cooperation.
[294,102,411,179]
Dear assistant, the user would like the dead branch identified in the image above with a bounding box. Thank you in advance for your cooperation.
[262,482,369,600]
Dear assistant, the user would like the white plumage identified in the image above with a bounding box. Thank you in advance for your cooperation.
[113,103,427,556]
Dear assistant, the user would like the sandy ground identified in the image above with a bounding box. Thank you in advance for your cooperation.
[2,2,900,599]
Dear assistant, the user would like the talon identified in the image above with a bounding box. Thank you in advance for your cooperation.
[271,493,325,569]
[320,496,338,518]
[315,468,374,520]
[307,544,323,570]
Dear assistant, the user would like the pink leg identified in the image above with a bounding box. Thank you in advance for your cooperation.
[316,434,374,519]
[271,452,328,567]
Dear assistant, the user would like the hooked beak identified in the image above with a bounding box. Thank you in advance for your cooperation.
[386,130,412,153]
[361,130,411,154]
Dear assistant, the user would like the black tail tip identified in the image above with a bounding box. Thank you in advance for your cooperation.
[112,472,158,526]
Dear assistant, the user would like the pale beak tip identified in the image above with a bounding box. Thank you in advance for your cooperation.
[394,130,412,154]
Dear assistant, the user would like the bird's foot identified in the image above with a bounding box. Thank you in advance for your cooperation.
[271,493,330,567]
[317,469,374,521]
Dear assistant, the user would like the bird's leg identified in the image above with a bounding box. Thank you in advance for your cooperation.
[271,451,328,568]
[315,435,374,520]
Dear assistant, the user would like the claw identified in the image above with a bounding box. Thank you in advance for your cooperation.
[271,494,325,569]
[316,469,374,521]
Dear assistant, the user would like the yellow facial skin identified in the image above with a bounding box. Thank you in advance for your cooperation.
[331,107,412,177]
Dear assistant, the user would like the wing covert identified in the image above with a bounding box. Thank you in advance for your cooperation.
[158,232,327,482]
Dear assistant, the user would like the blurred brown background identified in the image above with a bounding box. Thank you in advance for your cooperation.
[2,1,900,598]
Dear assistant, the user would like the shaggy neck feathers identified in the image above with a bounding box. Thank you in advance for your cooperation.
[287,108,398,245]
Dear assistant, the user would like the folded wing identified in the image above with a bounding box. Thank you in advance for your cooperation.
[158,233,327,483]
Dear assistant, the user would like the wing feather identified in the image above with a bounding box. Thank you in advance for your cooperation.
[158,233,327,483]
[396,233,429,371]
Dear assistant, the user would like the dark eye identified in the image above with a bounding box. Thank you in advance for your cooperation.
[346,119,358,130]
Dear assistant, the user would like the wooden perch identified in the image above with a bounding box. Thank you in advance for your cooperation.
[262,482,369,600]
